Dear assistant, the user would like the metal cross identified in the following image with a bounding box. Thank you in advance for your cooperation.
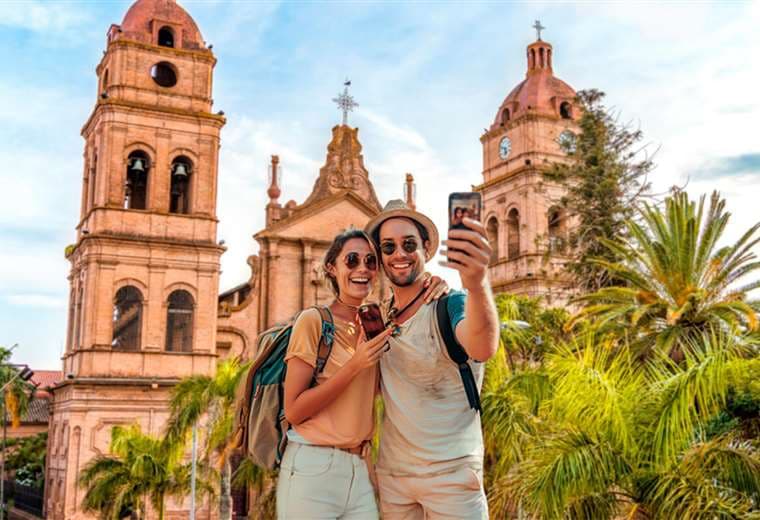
[533,20,545,40]
[332,79,358,126]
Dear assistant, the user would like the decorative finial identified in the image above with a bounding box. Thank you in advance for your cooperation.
[533,20,545,41]
[332,79,359,126]
[267,155,281,201]
[404,173,416,211]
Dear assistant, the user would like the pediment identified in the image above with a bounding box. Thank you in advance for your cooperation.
[256,191,380,243]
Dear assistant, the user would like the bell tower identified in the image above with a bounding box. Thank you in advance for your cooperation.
[47,0,224,517]
[477,22,578,305]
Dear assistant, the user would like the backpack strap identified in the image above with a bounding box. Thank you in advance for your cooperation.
[312,306,335,385]
[435,295,481,413]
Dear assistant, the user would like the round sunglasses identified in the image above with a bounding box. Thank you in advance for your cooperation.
[344,252,378,271]
[379,237,419,256]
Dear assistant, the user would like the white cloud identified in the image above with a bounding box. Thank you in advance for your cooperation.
[0,0,91,37]
[6,293,66,308]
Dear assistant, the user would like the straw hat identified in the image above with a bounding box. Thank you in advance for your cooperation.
[364,199,439,258]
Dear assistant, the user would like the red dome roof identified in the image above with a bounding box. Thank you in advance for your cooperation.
[492,40,576,128]
[120,0,204,50]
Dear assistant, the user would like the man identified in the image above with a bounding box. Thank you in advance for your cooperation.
[365,200,499,519]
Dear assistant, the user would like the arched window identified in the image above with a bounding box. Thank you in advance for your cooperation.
[530,49,536,69]
[101,69,109,94]
[71,282,84,350]
[539,47,545,68]
[501,108,511,125]
[560,102,572,119]
[548,207,567,252]
[166,290,194,352]
[66,288,75,352]
[486,217,499,263]
[112,286,143,350]
[169,157,192,214]
[88,151,98,210]
[125,151,149,210]
[507,208,520,260]
[158,26,174,48]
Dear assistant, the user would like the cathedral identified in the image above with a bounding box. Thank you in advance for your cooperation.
[45,1,578,518]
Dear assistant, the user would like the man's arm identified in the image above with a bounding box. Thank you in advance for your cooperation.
[440,218,500,362]
[455,283,499,362]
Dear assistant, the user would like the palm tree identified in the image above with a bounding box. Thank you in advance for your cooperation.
[0,346,34,428]
[164,358,249,520]
[79,424,202,520]
[568,191,760,359]
[484,328,760,519]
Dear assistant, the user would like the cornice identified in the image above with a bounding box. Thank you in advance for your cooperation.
[81,98,226,136]
[481,112,575,142]
[101,38,216,67]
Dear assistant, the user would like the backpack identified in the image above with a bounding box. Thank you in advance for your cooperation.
[234,306,335,470]
[434,295,481,413]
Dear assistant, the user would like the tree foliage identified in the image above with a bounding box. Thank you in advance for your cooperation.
[6,431,46,489]
[569,191,760,359]
[0,346,34,428]
[164,358,250,520]
[483,191,760,518]
[79,424,211,520]
[544,89,653,293]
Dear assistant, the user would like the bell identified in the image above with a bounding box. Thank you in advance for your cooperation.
[130,158,145,172]
[173,163,189,179]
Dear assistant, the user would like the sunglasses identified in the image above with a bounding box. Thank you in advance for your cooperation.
[344,252,378,271]
[379,237,419,256]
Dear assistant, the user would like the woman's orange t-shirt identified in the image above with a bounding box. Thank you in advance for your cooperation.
[283,308,378,449]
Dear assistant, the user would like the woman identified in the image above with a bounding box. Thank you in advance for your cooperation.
[277,228,446,519]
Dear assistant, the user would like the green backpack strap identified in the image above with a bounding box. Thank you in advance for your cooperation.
[312,305,335,385]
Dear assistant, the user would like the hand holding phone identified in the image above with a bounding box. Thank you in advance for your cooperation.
[442,191,492,290]
[358,303,385,340]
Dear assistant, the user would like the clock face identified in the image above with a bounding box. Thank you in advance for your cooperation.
[558,130,577,153]
[499,136,512,160]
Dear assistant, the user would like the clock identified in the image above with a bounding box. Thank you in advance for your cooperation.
[558,130,577,153]
[499,136,512,160]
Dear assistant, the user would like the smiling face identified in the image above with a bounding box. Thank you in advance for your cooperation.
[378,217,429,287]
[325,237,377,304]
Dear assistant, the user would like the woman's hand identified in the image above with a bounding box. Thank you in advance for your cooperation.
[348,327,394,372]
[422,273,451,303]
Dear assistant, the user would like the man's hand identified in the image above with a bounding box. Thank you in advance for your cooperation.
[439,218,492,291]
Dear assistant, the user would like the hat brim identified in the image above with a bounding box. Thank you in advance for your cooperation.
[364,209,439,259]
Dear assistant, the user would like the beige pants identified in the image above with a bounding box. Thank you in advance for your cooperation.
[377,466,488,520]
[277,442,378,519]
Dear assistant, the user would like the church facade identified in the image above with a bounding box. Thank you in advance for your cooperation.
[46,1,577,518]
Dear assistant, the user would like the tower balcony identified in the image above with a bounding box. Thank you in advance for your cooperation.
[78,206,219,246]
[62,348,217,381]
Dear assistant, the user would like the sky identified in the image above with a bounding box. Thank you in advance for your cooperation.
[1,0,759,370]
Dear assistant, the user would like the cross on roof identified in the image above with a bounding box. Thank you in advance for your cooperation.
[533,20,545,40]
[332,79,359,126]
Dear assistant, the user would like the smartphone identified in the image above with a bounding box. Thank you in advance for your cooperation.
[448,192,482,231]
[358,303,385,340]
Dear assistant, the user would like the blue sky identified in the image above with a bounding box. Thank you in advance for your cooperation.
[1,0,759,369]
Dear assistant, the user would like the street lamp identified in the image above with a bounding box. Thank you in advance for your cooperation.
[0,364,34,520]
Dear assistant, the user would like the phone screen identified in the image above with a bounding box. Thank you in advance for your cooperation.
[448,192,482,231]
[358,304,385,340]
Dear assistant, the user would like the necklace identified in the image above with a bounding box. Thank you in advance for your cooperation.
[335,297,360,312]
[331,298,360,335]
